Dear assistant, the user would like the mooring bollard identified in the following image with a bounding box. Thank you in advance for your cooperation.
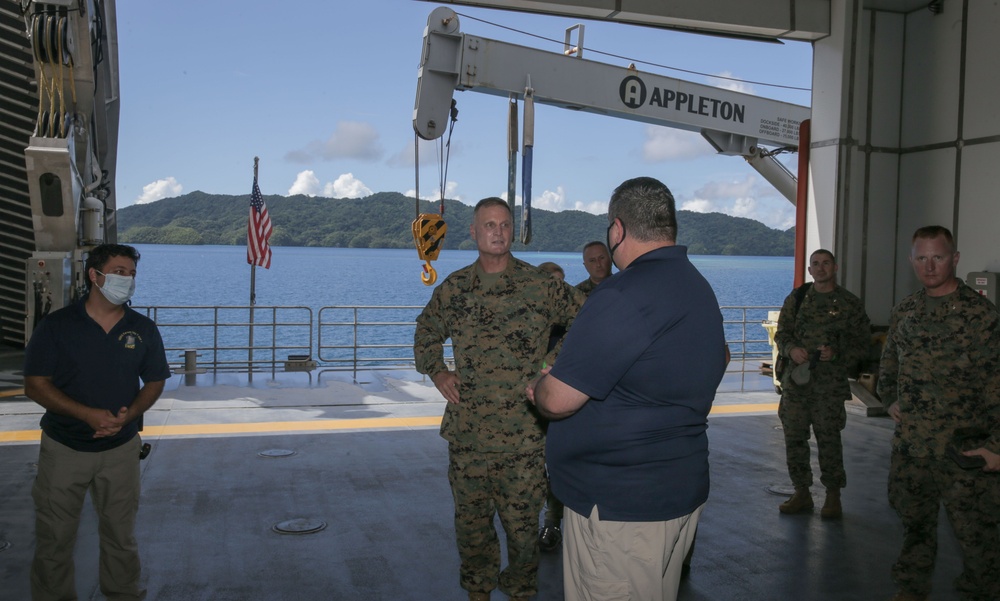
[183,349,198,386]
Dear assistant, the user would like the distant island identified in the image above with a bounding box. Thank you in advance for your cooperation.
[117,191,794,255]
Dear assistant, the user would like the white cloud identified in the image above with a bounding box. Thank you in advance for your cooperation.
[498,190,518,205]
[402,184,601,216]
[404,180,462,203]
[289,170,373,198]
[530,186,606,215]
[681,174,796,229]
[711,71,756,95]
[387,138,443,168]
[288,170,321,196]
[324,173,372,198]
[680,199,714,213]
[696,174,756,199]
[135,177,183,204]
[642,127,715,162]
[285,121,383,163]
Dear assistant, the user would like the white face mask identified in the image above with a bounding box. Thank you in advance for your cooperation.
[96,270,136,305]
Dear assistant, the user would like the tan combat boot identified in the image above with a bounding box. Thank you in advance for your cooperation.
[778,487,814,514]
[468,592,491,601]
[821,488,842,519]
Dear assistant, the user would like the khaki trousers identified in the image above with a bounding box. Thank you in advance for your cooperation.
[31,432,144,601]
[563,502,704,601]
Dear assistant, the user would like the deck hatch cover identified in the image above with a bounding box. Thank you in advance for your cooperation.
[272,519,327,535]
[258,449,296,458]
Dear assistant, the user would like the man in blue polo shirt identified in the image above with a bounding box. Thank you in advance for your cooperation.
[24,243,170,601]
[529,177,727,601]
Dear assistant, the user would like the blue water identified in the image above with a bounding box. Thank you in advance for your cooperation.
[128,245,793,366]
[130,245,794,309]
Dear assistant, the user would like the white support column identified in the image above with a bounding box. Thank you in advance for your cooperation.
[807,0,861,286]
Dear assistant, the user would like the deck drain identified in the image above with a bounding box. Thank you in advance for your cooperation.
[766,484,796,496]
[272,518,327,535]
[258,449,296,458]
[0,541,10,552]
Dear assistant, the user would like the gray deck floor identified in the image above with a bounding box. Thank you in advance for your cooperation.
[0,350,969,600]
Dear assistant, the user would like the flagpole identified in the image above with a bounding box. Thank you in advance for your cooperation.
[249,157,258,377]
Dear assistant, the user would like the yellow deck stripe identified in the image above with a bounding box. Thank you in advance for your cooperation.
[0,431,40,442]
[0,416,442,443]
[710,402,778,415]
[0,388,24,398]
[0,402,778,443]
[142,416,443,436]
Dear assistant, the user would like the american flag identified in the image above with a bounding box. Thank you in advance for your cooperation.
[247,178,273,269]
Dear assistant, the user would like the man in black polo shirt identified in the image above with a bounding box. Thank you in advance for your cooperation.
[529,177,727,601]
[24,243,170,601]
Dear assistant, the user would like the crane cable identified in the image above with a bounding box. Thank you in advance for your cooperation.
[411,100,458,285]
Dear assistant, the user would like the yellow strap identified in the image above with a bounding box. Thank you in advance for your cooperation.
[30,14,74,138]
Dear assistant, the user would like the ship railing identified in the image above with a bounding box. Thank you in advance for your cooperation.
[134,304,781,392]
[132,305,314,374]
[316,305,450,371]
[720,305,782,393]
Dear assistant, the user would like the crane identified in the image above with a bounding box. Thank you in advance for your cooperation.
[17,0,120,337]
[413,6,809,208]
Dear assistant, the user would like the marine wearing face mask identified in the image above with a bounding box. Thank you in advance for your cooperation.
[95,270,136,305]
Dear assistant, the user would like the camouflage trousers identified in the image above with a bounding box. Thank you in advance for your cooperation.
[888,452,1000,600]
[448,444,547,597]
[778,389,847,489]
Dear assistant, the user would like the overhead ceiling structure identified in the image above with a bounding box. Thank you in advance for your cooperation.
[417,0,1000,324]
[417,0,941,42]
[417,0,829,41]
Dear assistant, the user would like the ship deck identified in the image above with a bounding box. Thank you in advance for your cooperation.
[0,348,968,601]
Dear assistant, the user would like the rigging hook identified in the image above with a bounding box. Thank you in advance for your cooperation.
[411,100,457,285]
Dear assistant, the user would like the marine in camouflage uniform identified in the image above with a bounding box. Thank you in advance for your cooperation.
[573,241,612,296]
[878,226,1000,601]
[574,277,598,296]
[414,198,585,600]
[774,250,870,517]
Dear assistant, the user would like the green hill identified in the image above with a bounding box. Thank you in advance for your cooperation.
[117,191,794,255]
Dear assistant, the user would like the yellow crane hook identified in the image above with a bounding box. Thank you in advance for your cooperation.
[412,213,447,286]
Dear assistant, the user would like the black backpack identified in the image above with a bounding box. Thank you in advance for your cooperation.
[774,283,812,381]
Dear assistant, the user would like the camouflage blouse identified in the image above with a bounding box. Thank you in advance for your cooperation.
[878,283,1000,457]
[415,257,586,452]
[775,284,871,399]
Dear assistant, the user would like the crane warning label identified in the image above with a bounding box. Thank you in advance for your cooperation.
[759,116,800,139]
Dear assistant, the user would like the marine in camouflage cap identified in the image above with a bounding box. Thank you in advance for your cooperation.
[878,225,1000,600]
[414,197,586,599]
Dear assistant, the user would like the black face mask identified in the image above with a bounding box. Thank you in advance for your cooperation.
[606,219,626,260]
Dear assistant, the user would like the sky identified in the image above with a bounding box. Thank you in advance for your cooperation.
[113,1,813,230]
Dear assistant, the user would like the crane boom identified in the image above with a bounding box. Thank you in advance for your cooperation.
[413,7,809,202]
